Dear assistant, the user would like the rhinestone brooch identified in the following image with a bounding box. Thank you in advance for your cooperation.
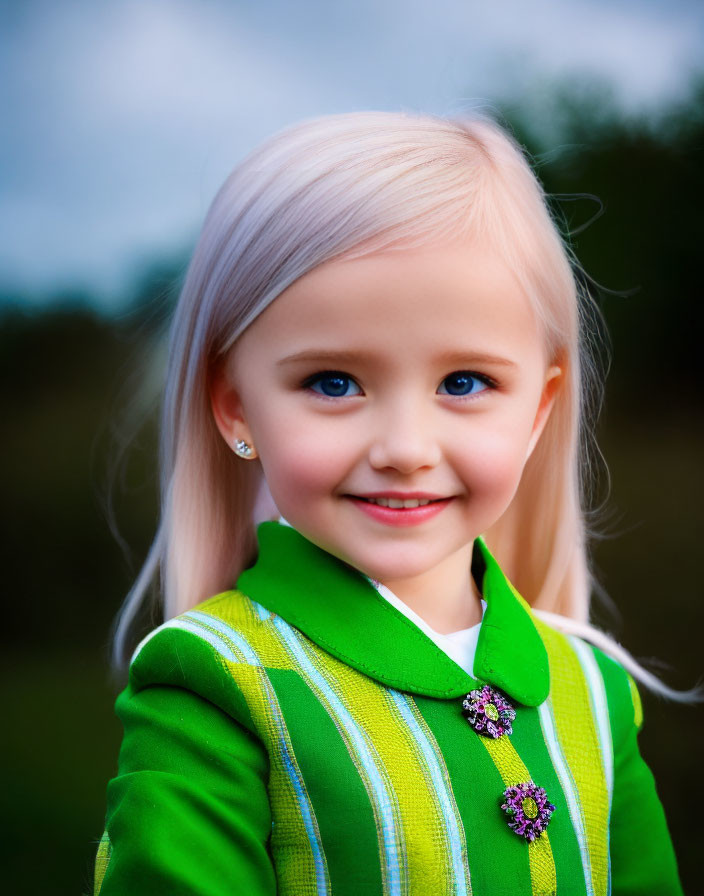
[462,685,516,738]
[501,782,555,842]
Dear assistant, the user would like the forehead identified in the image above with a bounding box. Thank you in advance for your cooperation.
[237,241,543,362]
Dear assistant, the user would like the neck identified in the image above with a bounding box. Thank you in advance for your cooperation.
[378,542,482,634]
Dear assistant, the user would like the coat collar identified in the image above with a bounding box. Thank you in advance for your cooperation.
[236,521,549,705]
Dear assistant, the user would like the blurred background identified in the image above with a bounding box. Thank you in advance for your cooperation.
[1,1,702,893]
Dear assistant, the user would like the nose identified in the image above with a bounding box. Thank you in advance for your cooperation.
[367,399,442,474]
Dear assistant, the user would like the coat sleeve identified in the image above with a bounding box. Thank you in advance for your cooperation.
[94,628,276,896]
[599,654,684,895]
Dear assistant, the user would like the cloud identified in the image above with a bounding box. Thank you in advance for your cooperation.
[1,0,702,308]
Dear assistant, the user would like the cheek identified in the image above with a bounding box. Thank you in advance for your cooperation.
[455,424,534,505]
[255,422,354,513]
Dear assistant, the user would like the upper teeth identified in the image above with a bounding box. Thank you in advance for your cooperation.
[365,497,434,508]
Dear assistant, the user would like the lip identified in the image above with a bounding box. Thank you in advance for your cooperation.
[345,494,453,527]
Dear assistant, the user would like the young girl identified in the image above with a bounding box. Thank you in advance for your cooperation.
[94,111,685,895]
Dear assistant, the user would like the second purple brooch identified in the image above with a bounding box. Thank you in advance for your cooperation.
[501,782,555,841]
[462,685,516,738]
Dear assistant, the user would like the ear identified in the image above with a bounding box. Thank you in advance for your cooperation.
[209,360,258,458]
[526,363,563,459]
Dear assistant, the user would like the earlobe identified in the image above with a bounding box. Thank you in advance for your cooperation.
[209,362,258,459]
[526,364,563,459]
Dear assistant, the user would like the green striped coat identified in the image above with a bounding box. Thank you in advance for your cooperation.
[94,522,682,895]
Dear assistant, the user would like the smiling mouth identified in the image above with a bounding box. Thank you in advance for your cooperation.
[350,496,448,508]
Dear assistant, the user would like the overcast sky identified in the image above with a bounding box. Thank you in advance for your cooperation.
[2,0,703,311]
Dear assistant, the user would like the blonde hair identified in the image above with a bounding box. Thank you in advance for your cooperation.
[111,109,696,700]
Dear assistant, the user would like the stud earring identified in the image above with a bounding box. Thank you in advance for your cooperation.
[233,438,256,459]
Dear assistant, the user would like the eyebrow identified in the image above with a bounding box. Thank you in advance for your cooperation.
[277,349,518,368]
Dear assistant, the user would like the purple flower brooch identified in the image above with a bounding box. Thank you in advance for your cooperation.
[501,783,555,841]
[461,685,516,738]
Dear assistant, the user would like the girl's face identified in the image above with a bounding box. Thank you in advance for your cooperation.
[212,239,561,596]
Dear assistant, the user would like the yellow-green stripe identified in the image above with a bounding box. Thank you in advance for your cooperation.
[627,674,643,729]
[480,735,557,896]
[93,831,111,895]
[536,622,609,896]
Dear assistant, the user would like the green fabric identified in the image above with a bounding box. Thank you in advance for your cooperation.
[100,684,275,895]
[414,694,534,893]
[414,698,588,892]
[473,544,549,706]
[592,647,683,895]
[266,668,383,895]
[505,703,587,891]
[95,521,683,895]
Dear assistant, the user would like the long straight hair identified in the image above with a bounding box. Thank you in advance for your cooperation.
[111,110,696,700]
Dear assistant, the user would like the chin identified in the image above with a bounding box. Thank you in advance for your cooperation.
[347,549,440,584]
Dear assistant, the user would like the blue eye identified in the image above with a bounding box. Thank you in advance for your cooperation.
[306,372,362,397]
[438,372,491,396]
